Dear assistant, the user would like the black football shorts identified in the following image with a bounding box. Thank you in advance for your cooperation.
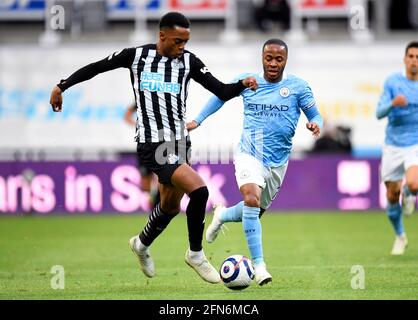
[136,136,192,185]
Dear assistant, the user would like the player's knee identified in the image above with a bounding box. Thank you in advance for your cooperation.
[243,194,260,208]
[406,181,418,195]
[189,186,209,203]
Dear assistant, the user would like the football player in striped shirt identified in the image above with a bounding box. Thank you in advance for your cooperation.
[50,12,258,284]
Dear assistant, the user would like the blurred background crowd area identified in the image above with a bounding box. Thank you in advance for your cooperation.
[1,0,417,213]
[1,0,418,44]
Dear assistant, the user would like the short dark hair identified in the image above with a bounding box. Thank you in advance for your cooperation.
[405,41,418,55]
[159,12,190,30]
[263,39,288,54]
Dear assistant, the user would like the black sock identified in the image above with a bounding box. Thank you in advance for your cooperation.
[139,204,177,247]
[186,186,209,252]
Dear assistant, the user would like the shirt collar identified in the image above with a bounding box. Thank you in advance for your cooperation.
[259,71,288,83]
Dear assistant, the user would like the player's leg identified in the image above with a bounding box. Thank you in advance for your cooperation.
[206,153,265,242]
[240,183,263,262]
[381,145,408,255]
[402,162,418,216]
[206,202,267,243]
[217,201,245,222]
[139,182,182,246]
[385,181,408,255]
[220,154,266,276]
[385,181,403,235]
[405,165,418,195]
[231,155,267,283]
[140,172,152,193]
[170,163,206,251]
[250,163,287,285]
[138,163,160,209]
[130,140,184,278]
[240,182,272,285]
[205,201,243,243]
[170,163,221,283]
[241,162,287,269]
[129,183,182,278]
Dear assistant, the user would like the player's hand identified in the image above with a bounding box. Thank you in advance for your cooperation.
[392,95,407,107]
[306,122,320,137]
[242,77,258,91]
[186,120,198,132]
[50,85,63,112]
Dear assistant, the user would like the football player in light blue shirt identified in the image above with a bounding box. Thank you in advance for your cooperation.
[376,41,418,255]
[187,39,323,285]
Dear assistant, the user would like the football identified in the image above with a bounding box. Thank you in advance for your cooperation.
[219,255,255,290]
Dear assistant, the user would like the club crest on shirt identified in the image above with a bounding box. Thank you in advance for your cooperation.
[279,87,290,98]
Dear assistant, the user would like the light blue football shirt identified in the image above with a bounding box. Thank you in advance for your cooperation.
[195,72,322,166]
[376,72,418,147]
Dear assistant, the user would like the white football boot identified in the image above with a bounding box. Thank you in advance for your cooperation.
[254,263,272,286]
[391,233,408,256]
[206,204,228,243]
[184,249,221,284]
[129,236,155,278]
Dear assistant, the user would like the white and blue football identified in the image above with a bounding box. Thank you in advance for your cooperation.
[219,255,255,290]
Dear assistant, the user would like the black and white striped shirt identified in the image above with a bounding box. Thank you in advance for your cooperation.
[57,44,246,143]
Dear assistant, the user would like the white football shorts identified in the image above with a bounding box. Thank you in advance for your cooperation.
[380,144,418,182]
[234,153,288,209]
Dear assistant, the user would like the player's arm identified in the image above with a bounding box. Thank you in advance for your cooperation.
[187,96,225,132]
[376,79,407,119]
[299,84,323,137]
[190,56,257,101]
[124,103,137,127]
[50,48,136,112]
[304,106,323,137]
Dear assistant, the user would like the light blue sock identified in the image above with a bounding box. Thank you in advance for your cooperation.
[220,201,244,222]
[242,205,263,266]
[387,202,404,236]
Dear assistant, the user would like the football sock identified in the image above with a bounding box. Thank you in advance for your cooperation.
[188,249,204,261]
[386,202,404,236]
[403,185,417,196]
[186,186,209,252]
[221,202,265,222]
[139,204,177,247]
[221,201,244,222]
[242,205,264,266]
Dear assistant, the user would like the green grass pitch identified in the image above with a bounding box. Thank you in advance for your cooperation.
[1,212,418,300]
